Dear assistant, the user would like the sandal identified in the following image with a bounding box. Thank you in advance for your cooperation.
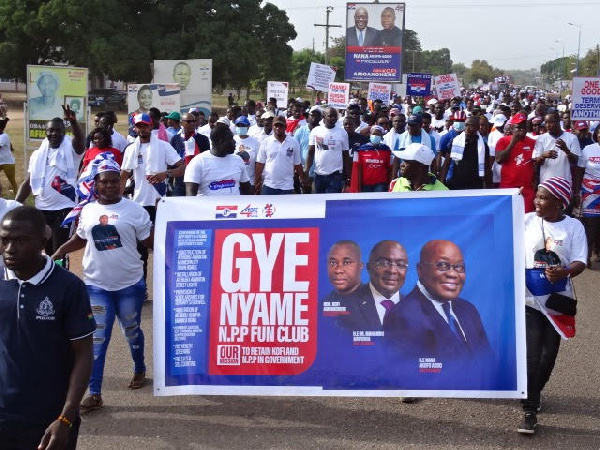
[128,372,146,390]
[80,394,103,411]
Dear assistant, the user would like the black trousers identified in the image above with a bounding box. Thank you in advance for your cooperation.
[523,306,561,412]
[41,208,72,256]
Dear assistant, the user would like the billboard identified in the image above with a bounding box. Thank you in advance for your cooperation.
[27,65,88,140]
[127,84,180,116]
[154,191,526,398]
[345,2,405,83]
[153,60,212,117]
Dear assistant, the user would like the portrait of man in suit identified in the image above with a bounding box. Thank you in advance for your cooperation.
[379,7,403,47]
[383,240,492,361]
[346,6,380,47]
[332,240,408,332]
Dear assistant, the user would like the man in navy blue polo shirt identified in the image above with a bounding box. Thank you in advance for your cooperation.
[0,206,96,449]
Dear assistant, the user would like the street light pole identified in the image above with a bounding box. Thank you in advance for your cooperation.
[568,22,582,76]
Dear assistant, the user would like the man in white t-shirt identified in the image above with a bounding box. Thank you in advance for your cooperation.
[16,107,85,255]
[233,116,260,187]
[534,111,581,184]
[306,107,350,193]
[184,124,252,196]
[99,113,128,152]
[255,115,306,195]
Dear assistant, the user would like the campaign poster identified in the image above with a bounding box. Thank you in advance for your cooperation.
[367,82,392,104]
[345,2,405,83]
[153,191,527,398]
[328,82,350,109]
[153,59,213,117]
[27,65,88,140]
[267,81,289,109]
[571,77,600,121]
[127,84,180,115]
[306,63,337,92]
[434,73,462,100]
[406,73,432,97]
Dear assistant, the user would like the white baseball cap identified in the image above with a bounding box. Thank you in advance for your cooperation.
[394,143,435,166]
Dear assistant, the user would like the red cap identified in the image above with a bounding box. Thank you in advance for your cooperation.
[574,120,589,131]
[509,112,527,125]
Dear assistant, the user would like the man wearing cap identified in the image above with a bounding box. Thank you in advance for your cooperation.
[165,111,181,141]
[255,115,306,195]
[250,110,275,144]
[234,116,260,188]
[441,115,491,190]
[390,113,435,179]
[573,121,593,149]
[346,6,380,47]
[16,107,85,256]
[169,112,210,196]
[533,111,581,184]
[306,107,350,193]
[488,112,509,186]
[390,143,448,192]
[495,112,536,211]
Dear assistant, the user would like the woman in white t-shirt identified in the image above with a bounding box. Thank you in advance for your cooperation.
[53,155,153,410]
[519,176,586,434]
[0,118,17,193]
[574,126,600,266]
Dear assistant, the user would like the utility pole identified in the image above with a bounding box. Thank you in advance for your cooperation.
[314,6,342,65]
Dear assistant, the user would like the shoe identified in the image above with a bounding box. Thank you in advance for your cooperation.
[80,394,103,411]
[128,372,146,390]
[401,397,416,404]
[517,412,537,434]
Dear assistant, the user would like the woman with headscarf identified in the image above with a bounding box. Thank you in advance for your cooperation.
[519,176,587,434]
[52,153,153,410]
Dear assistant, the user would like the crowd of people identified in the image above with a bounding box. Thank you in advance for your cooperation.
[0,84,593,446]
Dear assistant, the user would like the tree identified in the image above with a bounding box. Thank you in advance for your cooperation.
[468,60,500,84]
[291,49,325,88]
[420,48,452,75]
[451,63,469,80]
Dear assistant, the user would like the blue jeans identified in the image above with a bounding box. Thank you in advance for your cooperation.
[261,185,294,195]
[315,171,344,193]
[88,278,146,394]
[361,182,388,192]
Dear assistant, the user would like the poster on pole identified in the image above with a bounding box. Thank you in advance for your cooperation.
[328,82,350,109]
[26,65,88,140]
[367,82,392,104]
[571,77,600,121]
[306,63,337,92]
[433,73,462,100]
[406,73,432,97]
[127,84,180,116]
[345,2,405,83]
[153,191,526,398]
[153,59,212,117]
[267,81,289,109]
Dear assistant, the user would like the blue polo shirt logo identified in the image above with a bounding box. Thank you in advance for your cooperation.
[36,297,56,321]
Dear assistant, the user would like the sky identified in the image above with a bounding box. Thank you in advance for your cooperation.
[267,0,600,73]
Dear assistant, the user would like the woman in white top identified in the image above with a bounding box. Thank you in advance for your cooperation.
[0,118,17,193]
[53,154,153,410]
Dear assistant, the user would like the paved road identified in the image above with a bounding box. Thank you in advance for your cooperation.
[74,255,600,450]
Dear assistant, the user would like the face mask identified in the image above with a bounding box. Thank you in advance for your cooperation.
[236,127,248,135]
[370,135,382,145]
[453,122,465,132]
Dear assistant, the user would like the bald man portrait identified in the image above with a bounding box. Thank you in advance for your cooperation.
[383,240,492,360]
[346,6,380,47]
[329,240,408,332]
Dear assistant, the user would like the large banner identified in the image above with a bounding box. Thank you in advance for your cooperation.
[345,3,405,83]
[571,77,600,121]
[153,60,212,117]
[127,84,180,116]
[434,73,462,100]
[154,191,526,398]
[27,65,88,140]
[406,73,432,97]
[306,63,337,92]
